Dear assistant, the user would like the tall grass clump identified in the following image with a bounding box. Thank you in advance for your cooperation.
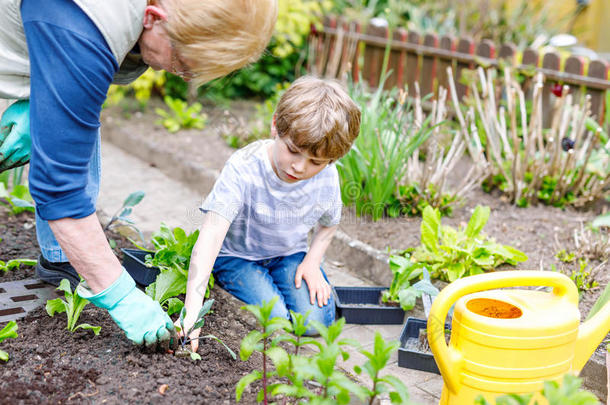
[338,76,435,221]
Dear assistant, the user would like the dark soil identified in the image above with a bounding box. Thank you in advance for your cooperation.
[0,206,264,404]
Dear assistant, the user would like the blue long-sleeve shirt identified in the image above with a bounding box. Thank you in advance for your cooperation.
[22,0,118,220]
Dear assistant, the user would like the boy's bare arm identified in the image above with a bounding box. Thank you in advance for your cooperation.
[179,211,230,351]
[295,224,338,307]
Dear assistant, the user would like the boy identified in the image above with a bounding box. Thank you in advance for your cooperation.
[179,76,361,350]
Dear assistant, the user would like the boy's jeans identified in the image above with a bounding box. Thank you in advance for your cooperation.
[213,251,336,333]
[35,133,101,263]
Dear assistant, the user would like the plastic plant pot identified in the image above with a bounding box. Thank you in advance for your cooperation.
[398,317,451,374]
[121,248,160,287]
[332,286,405,325]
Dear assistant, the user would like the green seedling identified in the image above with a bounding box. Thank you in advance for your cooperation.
[0,183,34,215]
[552,259,600,298]
[175,299,236,362]
[0,258,37,272]
[236,296,293,404]
[353,332,412,405]
[237,298,412,404]
[145,223,214,316]
[46,279,101,335]
[0,321,18,361]
[155,95,207,133]
[405,206,528,282]
[382,258,439,311]
[475,374,599,405]
[104,190,146,243]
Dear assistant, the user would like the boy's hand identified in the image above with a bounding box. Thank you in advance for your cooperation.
[174,317,201,352]
[295,262,331,307]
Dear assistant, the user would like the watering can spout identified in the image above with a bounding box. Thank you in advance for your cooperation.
[573,300,610,373]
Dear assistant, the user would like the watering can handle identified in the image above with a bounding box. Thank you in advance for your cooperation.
[427,270,578,394]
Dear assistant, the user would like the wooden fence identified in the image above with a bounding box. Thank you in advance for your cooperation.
[307,15,610,124]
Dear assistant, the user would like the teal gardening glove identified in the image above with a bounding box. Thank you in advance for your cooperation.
[0,100,31,172]
[77,269,177,350]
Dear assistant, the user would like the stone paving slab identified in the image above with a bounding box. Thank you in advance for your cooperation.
[0,279,59,323]
[97,140,443,404]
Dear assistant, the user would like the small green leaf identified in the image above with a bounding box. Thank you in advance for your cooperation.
[190,352,202,361]
[73,323,101,335]
[45,298,67,317]
[465,205,490,238]
[235,370,262,402]
[239,330,263,361]
[122,191,145,208]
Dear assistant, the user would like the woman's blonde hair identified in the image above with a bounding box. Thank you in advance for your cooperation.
[163,0,278,86]
[274,76,361,162]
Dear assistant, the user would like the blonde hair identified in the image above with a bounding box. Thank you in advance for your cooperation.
[274,76,361,161]
[163,0,278,86]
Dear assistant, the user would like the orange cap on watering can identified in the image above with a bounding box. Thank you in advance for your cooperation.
[427,270,610,404]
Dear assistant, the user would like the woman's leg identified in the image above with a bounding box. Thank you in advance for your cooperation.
[267,252,335,333]
[213,256,290,320]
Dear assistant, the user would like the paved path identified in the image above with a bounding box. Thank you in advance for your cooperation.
[97,140,443,404]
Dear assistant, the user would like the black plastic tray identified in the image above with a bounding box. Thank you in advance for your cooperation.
[332,286,405,324]
[398,317,451,374]
[121,248,160,287]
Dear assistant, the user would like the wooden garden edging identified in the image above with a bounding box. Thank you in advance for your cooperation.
[308,15,610,124]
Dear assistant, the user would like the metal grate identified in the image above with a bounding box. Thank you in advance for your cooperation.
[0,279,60,323]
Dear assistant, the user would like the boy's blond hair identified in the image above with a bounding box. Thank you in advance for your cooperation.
[163,0,278,86]
[274,76,361,162]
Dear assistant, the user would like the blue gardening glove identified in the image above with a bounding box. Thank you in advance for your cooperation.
[0,100,31,172]
[77,269,176,350]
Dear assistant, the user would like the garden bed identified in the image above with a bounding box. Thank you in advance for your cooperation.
[0,207,264,404]
[100,102,609,319]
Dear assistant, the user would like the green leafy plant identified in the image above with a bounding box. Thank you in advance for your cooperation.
[46,279,101,335]
[405,205,528,282]
[474,374,600,405]
[145,223,213,316]
[175,299,236,361]
[155,95,207,133]
[0,321,18,362]
[0,183,35,215]
[569,259,599,297]
[104,191,146,245]
[236,296,294,404]
[382,259,439,311]
[0,258,37,272]
[236,297,412,404]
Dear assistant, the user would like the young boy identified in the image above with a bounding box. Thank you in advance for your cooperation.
[179,76,361,350]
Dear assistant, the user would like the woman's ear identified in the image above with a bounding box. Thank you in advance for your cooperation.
[142,5,168,29]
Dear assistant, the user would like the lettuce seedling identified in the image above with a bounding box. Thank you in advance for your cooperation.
[0,321,18,361]
[382,257,439,310]
[175,298,236,361]
[0,258,37,273]
[46,279,101,335]
[406,205,528,282]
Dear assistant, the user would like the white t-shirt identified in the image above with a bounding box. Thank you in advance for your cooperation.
[201,139,342,261]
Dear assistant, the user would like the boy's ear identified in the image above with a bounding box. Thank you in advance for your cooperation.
[270,114,277,139]
[143,5,168,28]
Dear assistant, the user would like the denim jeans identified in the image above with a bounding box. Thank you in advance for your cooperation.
[35,132,101,263]
[213,251,336,334]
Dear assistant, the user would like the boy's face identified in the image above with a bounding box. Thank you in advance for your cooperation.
[268,128,331,184]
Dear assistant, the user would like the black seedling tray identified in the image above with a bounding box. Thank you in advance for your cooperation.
[332,286,405,324]
[121,248,160,287]
[398,317,451,374]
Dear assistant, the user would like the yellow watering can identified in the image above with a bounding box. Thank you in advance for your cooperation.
[427,270,610,404]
